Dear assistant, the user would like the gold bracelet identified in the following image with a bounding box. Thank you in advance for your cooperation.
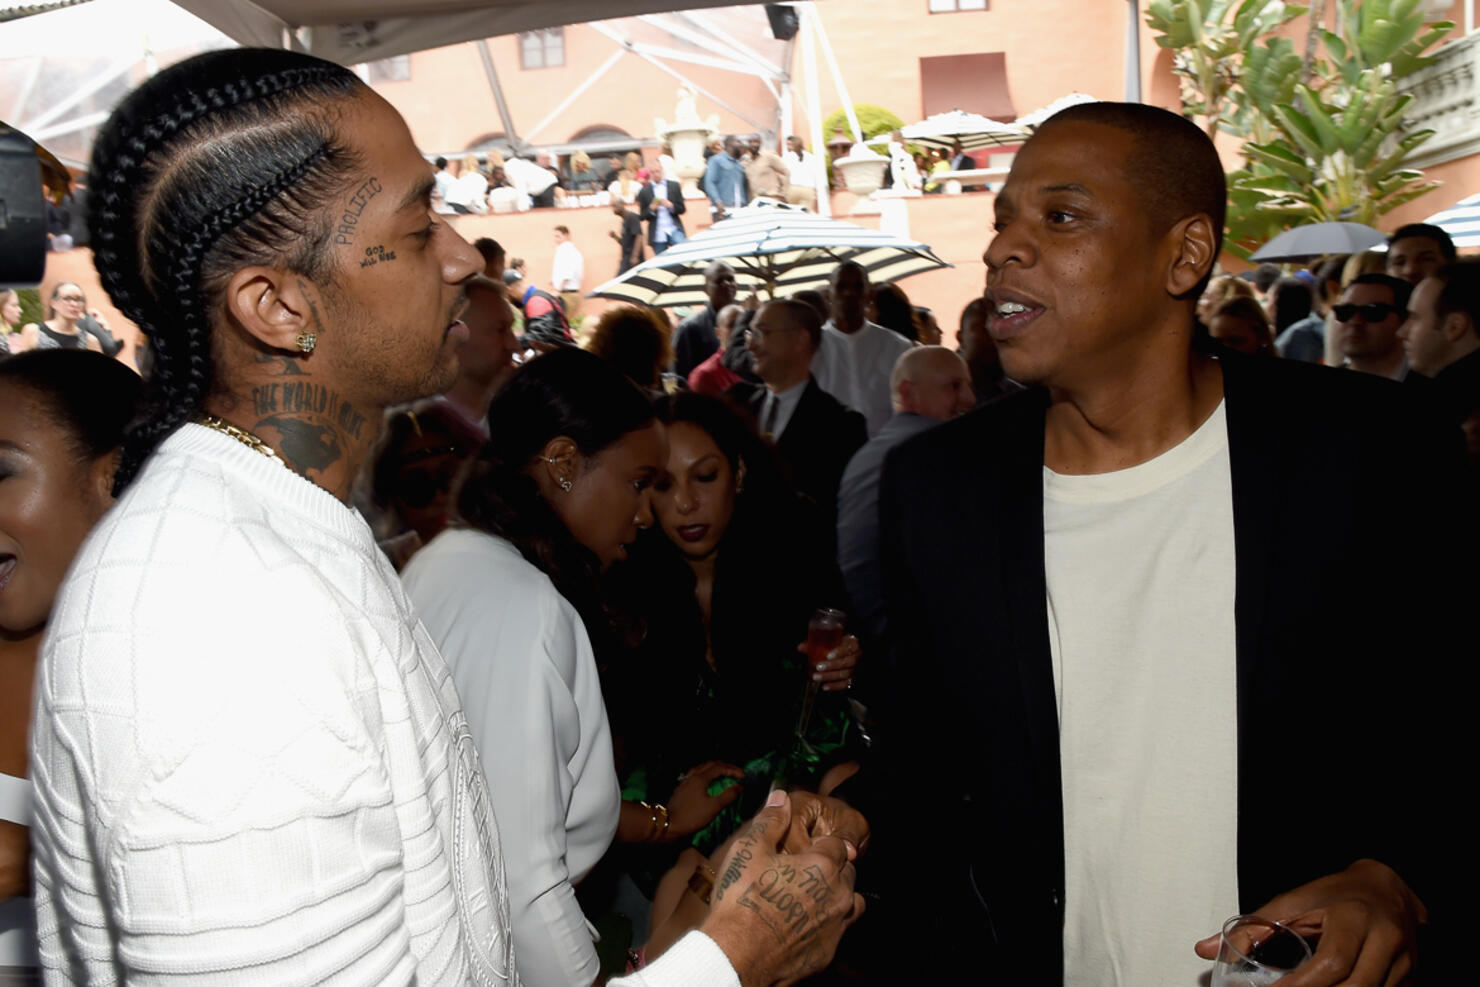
[687,864,716,904]
[654,802,670,841]
[639,800,659,841]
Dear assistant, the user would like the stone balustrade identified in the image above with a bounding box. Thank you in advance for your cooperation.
[1398,29,1480,169]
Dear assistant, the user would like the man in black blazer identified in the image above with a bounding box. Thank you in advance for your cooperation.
[854,102,1466,983]
[635,175,687,253]
[730,298,866,527]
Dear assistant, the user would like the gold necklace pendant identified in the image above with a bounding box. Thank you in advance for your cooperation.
[193,413,287,468]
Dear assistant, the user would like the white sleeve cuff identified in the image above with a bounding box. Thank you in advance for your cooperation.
[609,931,740,987]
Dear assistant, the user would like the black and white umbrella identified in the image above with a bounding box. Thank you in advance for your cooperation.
[587,209,952,308]
[1420,192,1480,250]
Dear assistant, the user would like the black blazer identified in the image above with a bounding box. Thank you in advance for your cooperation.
[861,353,1469,980]
[732,377,866,525]
[636,180,687,247]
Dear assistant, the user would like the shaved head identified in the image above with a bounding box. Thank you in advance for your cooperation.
[1038,102,1226,264]
[891,345,974,420]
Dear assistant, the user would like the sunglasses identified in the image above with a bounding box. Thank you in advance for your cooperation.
[1333,302,1403,323]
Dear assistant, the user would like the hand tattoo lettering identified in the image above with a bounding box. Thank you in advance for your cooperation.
[736,862,832,946]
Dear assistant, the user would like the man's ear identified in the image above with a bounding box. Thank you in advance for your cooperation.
[1165,213,1218,298]
[895,379,915,414]
[223,266,319,352]
[1441,310,1473,343]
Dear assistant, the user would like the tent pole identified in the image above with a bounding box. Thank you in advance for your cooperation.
[804,3,862,143]
[19,57,133,135]
[1124,0,1142,103]
[475,39,521,151]
[591,23,767,132]
[800,4,830,217]
[524,49,626,143]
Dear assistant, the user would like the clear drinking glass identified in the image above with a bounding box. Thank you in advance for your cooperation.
[793,608,846,746]
[1211,915,1313,987]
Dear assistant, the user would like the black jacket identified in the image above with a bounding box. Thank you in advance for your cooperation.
[636,180,687,247]
[731,377,866,528]
[856,353,1469,981]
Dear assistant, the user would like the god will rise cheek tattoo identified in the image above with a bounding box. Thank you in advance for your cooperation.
[360,244,396,268]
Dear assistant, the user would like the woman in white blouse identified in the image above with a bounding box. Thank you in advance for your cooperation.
[402,349,741,986]
[445,153,490,214]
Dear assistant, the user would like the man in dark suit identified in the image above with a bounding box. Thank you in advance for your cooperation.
[856,102,1465,984]
[731,298,866,526]
[671,260,736,378]
[636,174,687,253]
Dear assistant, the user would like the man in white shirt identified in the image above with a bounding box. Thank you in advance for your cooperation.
[550,224,585,320]
[505,154,559,209]
[811,261,913,436]
[30,46,868,987]
[783,135,820,211]
[431,155,457,214]
[865,100,1455,985]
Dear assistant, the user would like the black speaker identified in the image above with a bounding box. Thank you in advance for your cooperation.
[765,4,800,40]
[0,126,46,286]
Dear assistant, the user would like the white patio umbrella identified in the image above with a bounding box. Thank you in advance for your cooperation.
[587,209,951,308]
[1014,92,1100,130]
[1420,192,1480,250]
[881,109,1028,151]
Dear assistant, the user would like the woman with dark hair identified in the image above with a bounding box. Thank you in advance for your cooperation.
[0,350,141,974]
[867,281,918,342]
[611,392,861,856]
[587,304,673,391]
[402,349,741,986]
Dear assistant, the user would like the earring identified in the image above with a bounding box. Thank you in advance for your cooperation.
[559,478,573,493]
[296,330,316,354]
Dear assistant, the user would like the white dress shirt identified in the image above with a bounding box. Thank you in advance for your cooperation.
[761,378,808,440]
[552,240,584,292]
[785,149,818,188]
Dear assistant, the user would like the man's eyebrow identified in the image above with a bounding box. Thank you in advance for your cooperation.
[398,174,435,213]
[1040,182,1092,197]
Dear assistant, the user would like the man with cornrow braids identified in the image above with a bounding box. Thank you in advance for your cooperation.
[29,48,864,986]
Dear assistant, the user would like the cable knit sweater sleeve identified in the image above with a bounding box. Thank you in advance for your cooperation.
[30,439,421,985]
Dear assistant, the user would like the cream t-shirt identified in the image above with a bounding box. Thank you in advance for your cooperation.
[1044,400,1240,986]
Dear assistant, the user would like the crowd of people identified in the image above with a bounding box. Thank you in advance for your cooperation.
[2,44,1477,987]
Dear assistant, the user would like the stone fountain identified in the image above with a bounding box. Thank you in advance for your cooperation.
[656,84,718,199]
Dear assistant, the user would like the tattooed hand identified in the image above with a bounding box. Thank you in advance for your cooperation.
[702,790,864,986]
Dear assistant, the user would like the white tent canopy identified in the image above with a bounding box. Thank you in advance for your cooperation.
[169,0,764,65]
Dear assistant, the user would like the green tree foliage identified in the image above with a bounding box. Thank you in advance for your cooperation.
[822,104,906,144]
[1147,0,1453,259]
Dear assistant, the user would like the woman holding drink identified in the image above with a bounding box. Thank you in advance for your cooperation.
[610,392,862,856]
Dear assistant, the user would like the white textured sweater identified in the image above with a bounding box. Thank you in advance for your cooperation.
[29,425,737,987]
[30,425,517,984]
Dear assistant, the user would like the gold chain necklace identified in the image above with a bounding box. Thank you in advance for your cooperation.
[193,413,287,469]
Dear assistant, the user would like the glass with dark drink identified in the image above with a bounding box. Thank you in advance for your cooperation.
[794,608,846,745]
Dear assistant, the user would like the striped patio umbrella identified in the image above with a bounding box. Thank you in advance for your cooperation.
[587,209,952,308]
[1421,192,1480,250]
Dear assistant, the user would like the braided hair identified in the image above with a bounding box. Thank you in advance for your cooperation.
[88,48,366,493]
